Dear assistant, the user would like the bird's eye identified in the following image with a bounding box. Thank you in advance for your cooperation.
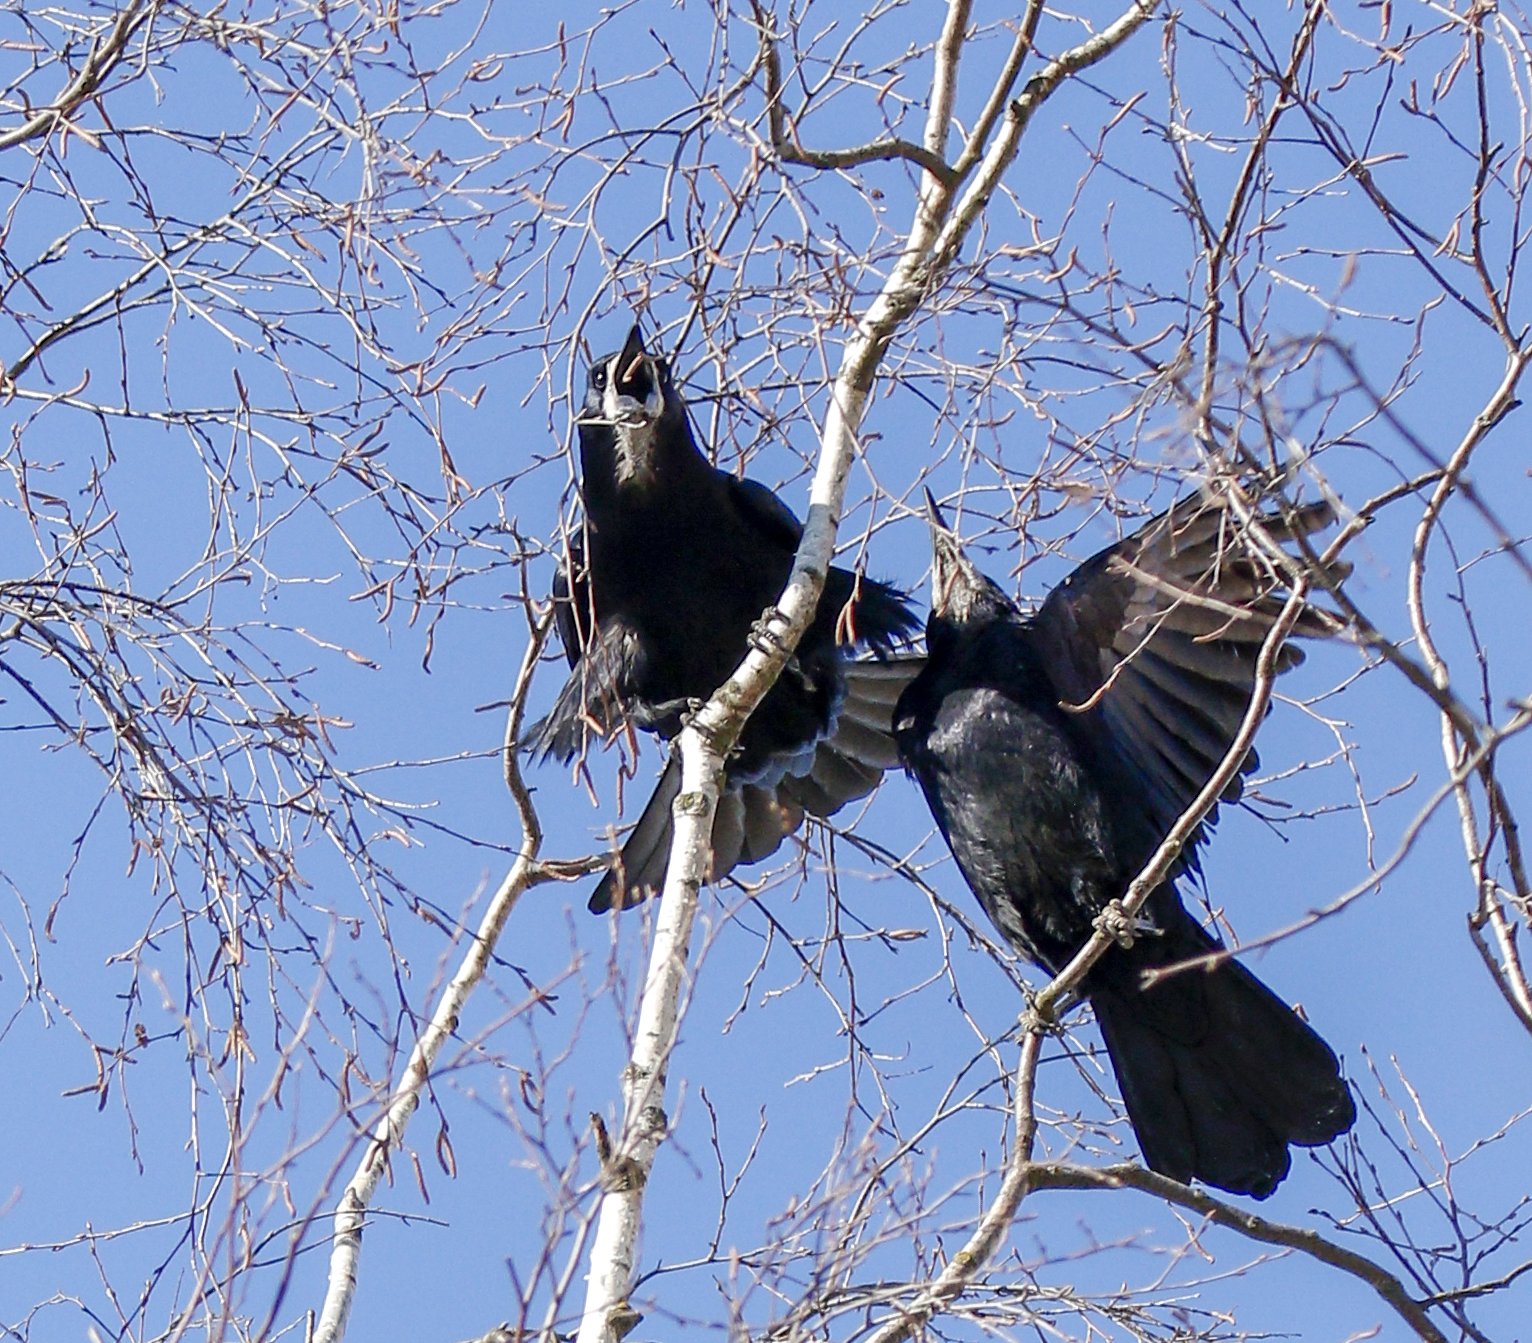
[654,360,670,385]
[591,366,608,390]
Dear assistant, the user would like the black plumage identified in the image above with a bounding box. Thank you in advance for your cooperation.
[525,325,921,912]
[893,494,1357,1198]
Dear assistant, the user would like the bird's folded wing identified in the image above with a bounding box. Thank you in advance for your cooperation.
[730,473,920,658]
[1030,499,1348,853]
[551,535,594,671]
[725,473,805,549]
[521,618,639,764]
[783,655,920,814]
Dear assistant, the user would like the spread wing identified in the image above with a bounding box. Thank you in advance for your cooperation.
[590,653,924,912]
[1028,499,1346,867]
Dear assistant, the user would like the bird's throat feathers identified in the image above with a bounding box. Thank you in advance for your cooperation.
[933,562,1014,632]
[585,399,710,504]
[612,418,660,487]
[581,328,682,494]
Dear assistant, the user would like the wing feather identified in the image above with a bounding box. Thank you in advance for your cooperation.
[522,619,639,764]
[1030,497,1343,865]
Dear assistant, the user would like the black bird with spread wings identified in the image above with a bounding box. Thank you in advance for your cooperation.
[893,495,1356,1198]
[525,326,921,912]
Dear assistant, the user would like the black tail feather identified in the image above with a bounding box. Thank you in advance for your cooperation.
[587,763,809,914]
[587,753,681,913]
[1090,916,1355,1199]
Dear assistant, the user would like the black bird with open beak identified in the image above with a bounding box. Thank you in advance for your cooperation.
[894,490,1356,1198]
[525,324,923,912]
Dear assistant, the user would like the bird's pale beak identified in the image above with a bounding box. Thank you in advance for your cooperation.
[923,486,949,532]
[924,487,966,618]
[616,325,646,388]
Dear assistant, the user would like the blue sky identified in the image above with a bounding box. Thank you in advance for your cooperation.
[2,2,1530,1340]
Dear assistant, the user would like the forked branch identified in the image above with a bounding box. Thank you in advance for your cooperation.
[748,0,960,187]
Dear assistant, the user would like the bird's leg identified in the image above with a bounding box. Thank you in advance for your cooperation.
[1019,988,1071,1034]
[631,696,707,734]
[1092,899,1162,949]
[673,697,708,730]
[748,605,793,657]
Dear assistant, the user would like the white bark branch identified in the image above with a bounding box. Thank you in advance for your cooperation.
[311,613,552,1343]
[572,728,716,1343]
[924,0,974,159]
[1403,348,1532,1033]
[931,0,1158,277]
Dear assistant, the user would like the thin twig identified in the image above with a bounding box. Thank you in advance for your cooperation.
[0,0,157,152]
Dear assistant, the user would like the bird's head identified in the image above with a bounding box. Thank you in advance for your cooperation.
[581,324,677,486]
[924,488,1014,631]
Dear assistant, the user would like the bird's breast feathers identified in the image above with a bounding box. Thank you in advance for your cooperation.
[926,686,1039,761]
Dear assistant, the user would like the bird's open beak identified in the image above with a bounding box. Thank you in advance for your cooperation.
[606,324,664,425]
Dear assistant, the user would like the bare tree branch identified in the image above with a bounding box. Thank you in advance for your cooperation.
[749,0,960,186]
[312,610,554,1343]
[1026,1162,1449,1343]
[0,0,156,152]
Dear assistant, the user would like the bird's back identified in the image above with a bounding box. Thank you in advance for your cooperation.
[897,616,1126,970]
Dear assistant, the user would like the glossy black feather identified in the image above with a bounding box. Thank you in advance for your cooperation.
[525,326,921,910]
[894,498,1355,1198]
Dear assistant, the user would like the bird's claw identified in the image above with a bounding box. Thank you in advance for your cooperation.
[1093,899,1160,949]
[748,605,793,657]
[1018,1006,1057,1037]
[1018,992,1066,1036]
[633,695,707,734]
[675,696,707,730]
